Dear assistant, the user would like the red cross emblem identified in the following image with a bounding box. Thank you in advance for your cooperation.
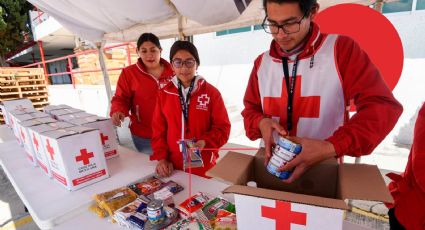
[75,149,94,165]
[263,76,320,135]
[46,139,55,160]
[100,133,108,145]
[33,133,39,151]
[20,128,26,143]
[197,94,210,107]
[261,200,307,230]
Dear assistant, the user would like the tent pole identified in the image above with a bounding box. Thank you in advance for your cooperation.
[96,41,113,117]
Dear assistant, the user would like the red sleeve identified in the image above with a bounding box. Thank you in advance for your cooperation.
[150,92,169,161]
[241,54,269,140]
[326,36,403,158]
[110,69,132,117]
[199,88,231,153]
[412,103,425,193]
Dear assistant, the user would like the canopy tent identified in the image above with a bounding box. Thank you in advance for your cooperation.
[27,0,374,42]
[27,0,374,114]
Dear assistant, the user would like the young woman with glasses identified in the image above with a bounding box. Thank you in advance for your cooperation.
[110,33,174,155]
[150,40,231,178]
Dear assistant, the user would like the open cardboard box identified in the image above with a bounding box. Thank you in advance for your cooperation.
[207,150,392,230]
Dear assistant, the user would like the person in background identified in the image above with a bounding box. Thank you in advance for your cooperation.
[241,0,403,182]
[110,33,173,154]
[150,40,231,178]
[386,102,425,230]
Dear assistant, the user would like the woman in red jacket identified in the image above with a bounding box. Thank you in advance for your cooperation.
[110,33,173,154]
[387,102,425,230]
[150,41,231,178]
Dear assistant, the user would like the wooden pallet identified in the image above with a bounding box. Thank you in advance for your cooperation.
[0,67,49,124]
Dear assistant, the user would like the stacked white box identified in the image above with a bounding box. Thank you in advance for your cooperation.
[49,108,83,120]
[40,126,109,191]
[56,112,94,122]
[29,122,75,177]
[1,99,34,127]
[18,117,57,166]
[13,112,50,146]
[43,104,72,114]
[69,116,119,159]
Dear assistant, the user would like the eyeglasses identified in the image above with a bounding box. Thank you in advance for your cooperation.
[172,58,196,68]
[262,14,306,35]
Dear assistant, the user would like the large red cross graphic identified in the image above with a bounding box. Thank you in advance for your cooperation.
[33,133,39,151]
[46,139,55,160]
[263,76,320,135]
[100,133,108,145]
[75,149,94,165]
[261,200,307,230]
[20,128,26,143]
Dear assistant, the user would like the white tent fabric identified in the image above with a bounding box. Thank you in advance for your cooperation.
[28,0,372,42]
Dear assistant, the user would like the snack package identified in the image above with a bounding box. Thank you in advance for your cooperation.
[128,177,164,196]
[114,198,146,228]
[201,197,236,220]
[179,139,204,170]
[94,187,138,218]
[89,204,108,218]
[213,209,237,230]
[177,192,210,218]
[153,187,175,207]
[127,202,149,229]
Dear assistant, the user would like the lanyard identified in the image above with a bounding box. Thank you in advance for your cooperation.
[178,77,195,125]
[282,57,299,133]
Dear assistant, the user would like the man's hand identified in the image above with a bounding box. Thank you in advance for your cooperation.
[156,159,174,177]
[278,137,336,183]
[111,112,125,127]
[259,118,287,165]
[193,140,206,150]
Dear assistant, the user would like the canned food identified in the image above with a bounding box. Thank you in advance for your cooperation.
[267,137,302,180]
[147,199,165,225]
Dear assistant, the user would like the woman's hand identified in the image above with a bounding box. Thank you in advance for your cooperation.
[111,112,125,127]
[155,159,174,177]
[193,140,206,150]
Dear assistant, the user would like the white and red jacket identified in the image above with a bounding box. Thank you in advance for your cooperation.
[150,76,231,177]
[242,22,403,158]
[110,58,173,138]
[386,103,425,230]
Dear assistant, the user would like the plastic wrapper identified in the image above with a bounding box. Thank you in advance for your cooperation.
[201,197,235,220]
[180,139,204,170]
[165,216,212,230]
[213,209,237,230]
[128,177,164,196]
[89,204,108,218]
[94,187,138,218]
[177,192,210,218]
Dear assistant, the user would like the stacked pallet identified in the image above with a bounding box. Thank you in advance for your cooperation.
[73,45,138,85]
[0,68,49,124]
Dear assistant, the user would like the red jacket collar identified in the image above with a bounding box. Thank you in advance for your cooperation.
[269,22,325,60]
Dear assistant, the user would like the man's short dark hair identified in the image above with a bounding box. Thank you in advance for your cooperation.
[263,0,317,16]
[170,40,200,66]
[137,33,161,50]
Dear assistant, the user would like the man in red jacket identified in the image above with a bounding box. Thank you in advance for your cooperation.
[386,103,425,230]
[242,0,403,182]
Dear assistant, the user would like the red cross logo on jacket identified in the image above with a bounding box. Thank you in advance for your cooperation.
[197,94,210,107]
[261,200,307,230]
[263,76,320,135]
[75,149,94,165]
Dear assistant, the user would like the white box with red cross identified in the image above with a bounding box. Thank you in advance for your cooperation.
[13,112,50,146]
[69,116,118,159]
[40,126,109,191]
[29,122,75,178]
[7,109,38,144]
[49,108,84,120]
[17,117,57,166]
[207,150,393,230]
[1,99,34,128]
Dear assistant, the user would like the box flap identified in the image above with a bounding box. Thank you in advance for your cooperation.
[20,119,42,127]
[339,163,393,203]
[66,126,97,134]
[42,126,96,139]
[35,117,57,124]
[47,122,74,129]
[57,112,93,121]
[2,99,34,110]
[50,108,83,116]
[29,124,57,133]
[223,185,349,210]
[69,115,108,125]
[206,151,254,185]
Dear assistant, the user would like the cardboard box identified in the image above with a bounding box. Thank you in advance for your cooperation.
[17,117,57,166]
[56,112,94,122]
[49,108,83,120]
[40,126,109,191]
[29,122,75,177]
[1,99,34,127]
[12,112,50,146]
[207,150,393,230]
[43,104,72,114]
[69,116,118,159]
